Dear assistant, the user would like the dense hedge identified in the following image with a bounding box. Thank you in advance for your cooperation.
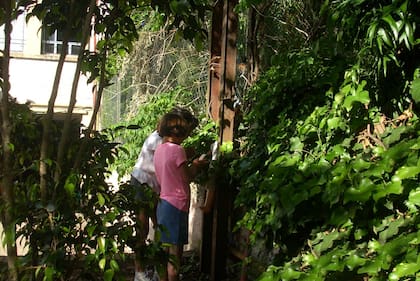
[233,1,420,280]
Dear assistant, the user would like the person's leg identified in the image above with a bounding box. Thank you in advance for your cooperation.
[131,178,153,280]
[151,194,158,228]
[167,245,183,281]
[157,245,169,281]
[135,208,149,273]
[156,200,188,281]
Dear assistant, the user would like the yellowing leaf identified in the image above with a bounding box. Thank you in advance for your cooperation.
[99,258,106,271]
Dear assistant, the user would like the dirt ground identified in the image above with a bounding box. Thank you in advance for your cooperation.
[1,251,242,281]
[122,251,240,281]
[121,252,210,281]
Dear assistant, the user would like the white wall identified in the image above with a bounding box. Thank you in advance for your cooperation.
[8,56,94,126]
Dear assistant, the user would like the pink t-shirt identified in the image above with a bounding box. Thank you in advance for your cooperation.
[154,142,190,212]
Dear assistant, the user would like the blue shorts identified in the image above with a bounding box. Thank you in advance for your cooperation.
[157,199,188,246]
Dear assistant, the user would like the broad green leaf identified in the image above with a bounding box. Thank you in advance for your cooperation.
[401,33,410,50]
[378,217,407,243]
[110,259,119,271]
[367,22,378,45]
[271,155,298,168]
[104,269,115,281]
[392,166,420,181]
[327,117,342,130]
[410,77,420,103]
[301,272,323,281]
[97,192,106,207]
[346,253,366,270]
[64,175,76,197]
[43,267,55,281]
[368,240,381,251]
[352,158,371,172]
[389,257,420,281]
[98,236,106,253]
[258,265,283,281]
[112,240,118,252]
[357,257,384,275]
[87,225,96,237]
[344,178,375,203]
[407,188,420,206]
[354,228,368,240]
[377,36,384,54]
[382,233,416,257]
[313,230,343,256]
[99,258,106,271]
[373,181,403,201]
[290,137,304,152]
[404,22,414,46]
[281,267,302,281]
[220,141,233,153]
[7,142,15,152]
[343,89,370,111]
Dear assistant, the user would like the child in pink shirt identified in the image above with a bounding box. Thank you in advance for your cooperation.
[154,111,206,281]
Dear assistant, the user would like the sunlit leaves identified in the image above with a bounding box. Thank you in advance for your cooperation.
[388,256,420,281]
[233,1,419,280]
[342,80,370,112]
[363,0,417,75]
[152,0,210,48]
[410,76,420,104]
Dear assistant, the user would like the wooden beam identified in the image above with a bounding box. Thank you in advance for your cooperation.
[206,0,223,122]
[219,0,238,144]
[209,1,239,281]
[201,0,224,276]
[202,0,238,280]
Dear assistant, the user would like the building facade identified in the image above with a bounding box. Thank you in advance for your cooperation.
[0,6,95,126]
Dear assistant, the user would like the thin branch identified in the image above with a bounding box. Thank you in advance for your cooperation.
[54,0,96,183]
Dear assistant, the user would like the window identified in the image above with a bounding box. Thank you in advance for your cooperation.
[0,11,25,52]
[41,29,81,55]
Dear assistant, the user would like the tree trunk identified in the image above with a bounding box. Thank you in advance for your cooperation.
[246,7,258,85]
[0,1,18,280]
[246,2,271,85]
[74,34,107,171]
[39,33,70,203]
[55,0,96,182]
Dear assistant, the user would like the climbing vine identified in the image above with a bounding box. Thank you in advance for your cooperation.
[233,0,420,280]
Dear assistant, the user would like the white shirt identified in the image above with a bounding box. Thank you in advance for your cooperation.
[131,131,162,193]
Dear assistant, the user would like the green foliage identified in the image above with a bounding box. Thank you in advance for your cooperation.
[184,121,218,184]
[0,100,137,281]
[1,0,211,279]
[152,0,211,49]
[183,121,218,157]
[233,0,420,280]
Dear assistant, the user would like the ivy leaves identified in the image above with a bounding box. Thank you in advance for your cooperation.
[234,1,420,280]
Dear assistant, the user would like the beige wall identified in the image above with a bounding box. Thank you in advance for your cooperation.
[23,16,42,55]
[2,7,95,126]
[0,224,28,256]
[8,56,94,126]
